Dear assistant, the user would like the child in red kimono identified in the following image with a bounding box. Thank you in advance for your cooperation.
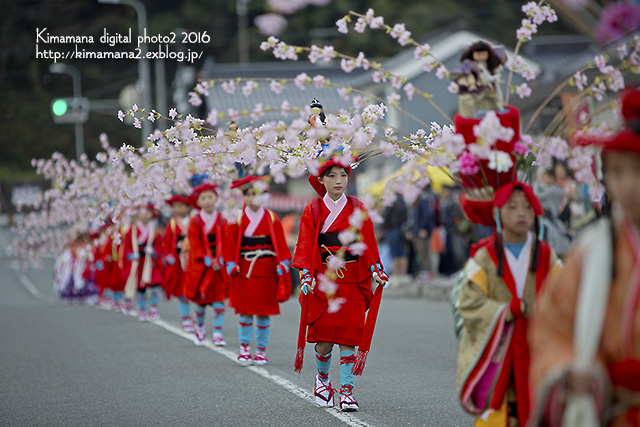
[455,182,561,426]
[183,183,228,346]
[95,219,127,312]
[225,176,292,366]
[121,204,164,321]
[293,157,389,412]
[162,194,194,332]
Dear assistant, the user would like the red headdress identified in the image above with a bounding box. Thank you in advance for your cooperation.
[230,175,269,190]
[166,194,191,207]
[192,183,219,198]
[308,155,358,197]
[494,181,543,216]
[188,183,219,208]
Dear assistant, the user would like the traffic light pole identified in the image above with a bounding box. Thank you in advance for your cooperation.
[98,0,152,146]
[49,63,84,161]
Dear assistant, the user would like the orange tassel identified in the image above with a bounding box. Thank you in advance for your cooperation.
[294,292,308,373]
[351,284,384,376]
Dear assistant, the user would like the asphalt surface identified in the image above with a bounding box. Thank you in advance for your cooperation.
[0,229,471,426]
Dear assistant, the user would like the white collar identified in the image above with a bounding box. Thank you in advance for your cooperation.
[178,215,190,230]
[200,211,218,234]
[323,193,346,207]
[504,232,533,299]
[136,221,150,243]
[321,193,347,233]
[244,206,265,236]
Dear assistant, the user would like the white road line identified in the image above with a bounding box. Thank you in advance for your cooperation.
[17,272,55,305]
[152,319,372,427]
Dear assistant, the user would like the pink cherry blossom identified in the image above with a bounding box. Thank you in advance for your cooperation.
[457,151,480,176]
[254,13,288,36]
[336,18,349,34]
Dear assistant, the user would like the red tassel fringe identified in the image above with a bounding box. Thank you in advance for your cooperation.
[351,350,368,376]
[294,346,305,373]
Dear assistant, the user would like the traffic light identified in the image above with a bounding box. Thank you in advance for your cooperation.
[50,97,90,124]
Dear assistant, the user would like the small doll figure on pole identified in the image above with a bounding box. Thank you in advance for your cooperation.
[451,41,507,118]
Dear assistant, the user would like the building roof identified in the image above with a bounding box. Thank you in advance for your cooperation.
[200,59,370,127]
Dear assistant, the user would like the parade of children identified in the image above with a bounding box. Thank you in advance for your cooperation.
[10,2,640,423]
[43,83,640,423]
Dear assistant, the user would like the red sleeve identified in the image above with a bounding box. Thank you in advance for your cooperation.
[349,197,381,269]
[361,215,381,269]
[162,221,174,257]
[152,229,164,262]
[122,228,135,260]
[187,217,205,261]
[271,213,292,261]
[223,221,239,263]
[292,204,317,270]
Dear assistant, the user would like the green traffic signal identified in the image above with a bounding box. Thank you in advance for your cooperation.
[52,98,68,116]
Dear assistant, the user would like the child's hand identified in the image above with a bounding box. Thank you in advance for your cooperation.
[300,269,314,295]
[369,263,389,288]
[225,261,238,276]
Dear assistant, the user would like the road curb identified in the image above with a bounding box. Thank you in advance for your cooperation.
[382,276,455,302]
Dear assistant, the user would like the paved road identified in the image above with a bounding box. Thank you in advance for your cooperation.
[0,230,471,426]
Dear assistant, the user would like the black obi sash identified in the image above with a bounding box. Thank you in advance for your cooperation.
[240,235,275,258]
[318,233,359,264]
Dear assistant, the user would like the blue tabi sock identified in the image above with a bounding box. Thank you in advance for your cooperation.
[178,296,191,318]
[340,350,356,390]
[149,287,159,307]
[315,346,333,382]
[194,304,206,328]
[255,317,271,351]
[113,291,123,303]
[212,301,225,333]
[238,315,253,345]
[136,290,147,311]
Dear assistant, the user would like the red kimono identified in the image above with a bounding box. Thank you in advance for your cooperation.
[225,206,292,316]
[96,235,124,293]
[162,215,189,299]
[183,211,227,305]
[120,222,164,289]
[293,195,381,346]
